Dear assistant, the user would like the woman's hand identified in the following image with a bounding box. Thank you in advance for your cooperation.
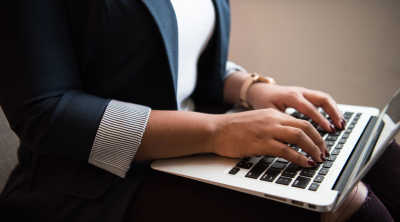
[211,108,329,166]
[247,83,345,132]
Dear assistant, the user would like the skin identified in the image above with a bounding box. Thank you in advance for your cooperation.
[134,71,364,221]
[136,71,344,165]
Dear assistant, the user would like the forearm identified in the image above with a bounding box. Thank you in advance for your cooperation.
[134,110,218,161]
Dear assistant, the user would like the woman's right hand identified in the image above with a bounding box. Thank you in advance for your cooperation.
[211,108,329,167]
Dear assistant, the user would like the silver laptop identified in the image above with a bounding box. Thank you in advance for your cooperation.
[151,88,400,212]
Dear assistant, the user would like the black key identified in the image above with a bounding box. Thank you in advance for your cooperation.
[345,129,352,134]
[237,161,253,169]
[309,183,320,191]
[285,163,302,172]
[329,131,341,136]
[335,144,343,149]
[314,175,325,183]
[332,149,341,155]
[323,161,333,168]
[229,167,240,175]
[292,176,311,189]
[245,160,270,179]
[319,168,329,175]
[344,112,354,117]
[353,116,360,121]
[276,177,292,185]
[261,169,280,182]
[282,170,297,178]
[271,162,287,170]
[338,138,347,144]
[277,158,289,164]
[326,141,335,147]
[356,113,362,117]
[262,156,276,164]
[342,134,349,139]
[326,136,338,141]
[327,155,337,161]
[300,169,316,178]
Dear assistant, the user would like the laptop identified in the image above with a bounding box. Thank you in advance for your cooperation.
[151,88,400,212]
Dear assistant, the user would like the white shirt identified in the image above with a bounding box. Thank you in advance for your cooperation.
[170,0,216,110]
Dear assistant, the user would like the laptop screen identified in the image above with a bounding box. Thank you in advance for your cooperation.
[386,88,400,124]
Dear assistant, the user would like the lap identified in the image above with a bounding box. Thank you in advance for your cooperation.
[128,169,320,222]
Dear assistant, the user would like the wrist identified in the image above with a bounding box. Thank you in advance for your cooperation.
[239,73,276,109]
[205,113,228,155]
[246,82,268,110]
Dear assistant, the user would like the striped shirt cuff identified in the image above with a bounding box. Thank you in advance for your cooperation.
[89,100,151,178]
[225,61,247,79]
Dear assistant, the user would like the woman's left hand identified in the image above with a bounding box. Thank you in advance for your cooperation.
[246,83,345,133]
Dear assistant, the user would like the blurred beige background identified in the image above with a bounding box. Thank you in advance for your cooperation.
[229,0,400,141]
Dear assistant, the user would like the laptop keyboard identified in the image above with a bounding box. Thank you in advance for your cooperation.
[228,111,362,192]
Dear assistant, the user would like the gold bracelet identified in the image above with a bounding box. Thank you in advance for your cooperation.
[239,73,276,109]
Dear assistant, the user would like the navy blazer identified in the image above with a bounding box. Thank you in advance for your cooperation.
[0,0,231,219]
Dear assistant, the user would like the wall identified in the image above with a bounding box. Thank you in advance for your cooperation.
[229,0,400,141]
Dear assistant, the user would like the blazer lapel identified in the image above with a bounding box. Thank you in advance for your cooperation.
[141,0,230,97]
[213,0,230,79]
[142,0,179,95]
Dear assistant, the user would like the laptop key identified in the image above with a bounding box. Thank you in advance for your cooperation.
[245,160,270,179]
[271,162,287,170]
[338,138,347,144]
[326,141,335,147]
[229,167,240,175]
[309,183,320,191]
[335,144,343,149]
[237,161,253,169]
[332,149,341,155]
[329,131,341,136]
[292,176,311,189]
[319,168,329,175]
[277,158,289,164]
[327,155,337,161]
[323,161,333,168]
[282,170,297,178]
[261,169,280,182]
[326,136,338,141]
[314,175,324,183]
[300,169,316,178]
[285,163,302,172]
[276,176,292,185]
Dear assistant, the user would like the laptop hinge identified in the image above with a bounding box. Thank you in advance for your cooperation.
[333,116,384,192]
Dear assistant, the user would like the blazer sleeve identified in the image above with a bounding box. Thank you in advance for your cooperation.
[0,0,150,178]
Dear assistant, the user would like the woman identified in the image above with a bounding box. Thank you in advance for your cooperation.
[1,0,398,221]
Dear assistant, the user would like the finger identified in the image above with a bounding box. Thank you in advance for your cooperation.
[273,125,323,162]
[282,117,329,158]
[268,140,315,167]
[303,89,344,129]
[293,96,335,133]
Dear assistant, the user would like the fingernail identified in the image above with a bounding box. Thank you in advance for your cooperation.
[308,160,317,167]
[325,151,330,157]
[341,119,346,130]
[330,124,336,133]
[320,153,326,161]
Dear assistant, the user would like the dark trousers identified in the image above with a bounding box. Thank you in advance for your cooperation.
[128,141,400,222]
